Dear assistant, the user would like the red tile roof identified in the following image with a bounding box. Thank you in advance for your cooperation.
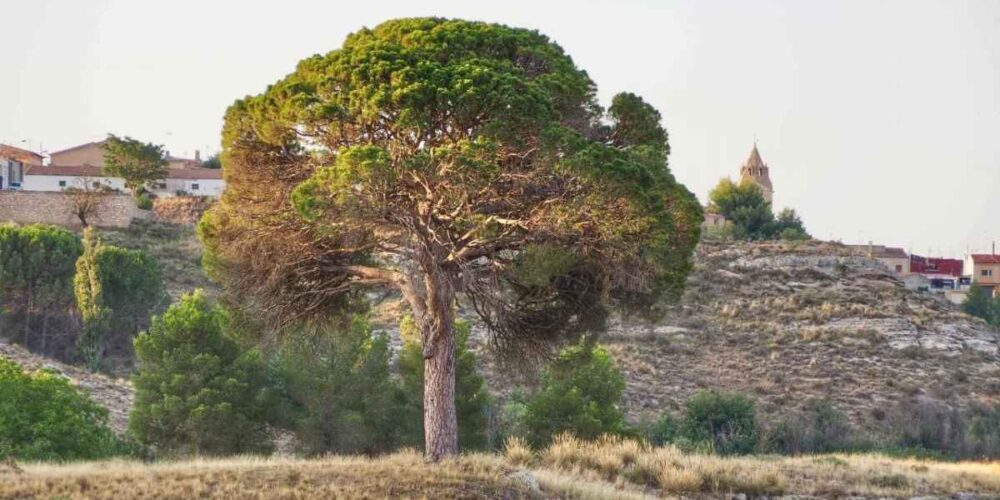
[25,165,222,180]
[970,254,1000,264]
[0,144,45,162]
[25,165,103,177]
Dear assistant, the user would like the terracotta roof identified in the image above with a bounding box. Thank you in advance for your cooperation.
[0,144,45,161]
[970,254,1000,264]
[48,140,105,156]
[25,165,103,177]
[25,165,222,180]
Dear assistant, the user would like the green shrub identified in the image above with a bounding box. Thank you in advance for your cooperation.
[968,404,1000,457]
[0,358,127,461]
[645,412,680,446]
[275,316,400,455]
[129,291,274,456]
[396,316,491,451]
[75,229,167,370]
[765,399,853,454]
[136,193,153,210]
[962,283,999,326]
[523,341,628,445]
[888,399,966,456]
[680,390,757,455]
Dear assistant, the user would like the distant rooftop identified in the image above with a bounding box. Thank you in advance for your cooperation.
[25,164,222,180]
[970,254,1000,265]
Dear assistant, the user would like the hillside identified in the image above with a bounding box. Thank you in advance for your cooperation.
[599,240,999,422]
[450,240,1000,427]
[2,230,997,443]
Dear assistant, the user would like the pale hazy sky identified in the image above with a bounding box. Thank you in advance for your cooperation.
[3,0,999,256]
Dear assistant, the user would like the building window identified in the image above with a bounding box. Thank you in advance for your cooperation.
[58,180,66,187]
[983,269,994,277]
[157,182,167,189]
[895,265,903,273]
[191,183,199,191]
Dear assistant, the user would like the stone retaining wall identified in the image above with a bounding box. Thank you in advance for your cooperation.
[0,191,149,229]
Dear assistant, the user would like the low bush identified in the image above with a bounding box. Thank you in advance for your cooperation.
[644,412,680,446]
[680,390,757,455]
[0,358,129,461]
[764,399,854,454]
[523,342,629,446]
[135,193,153,210]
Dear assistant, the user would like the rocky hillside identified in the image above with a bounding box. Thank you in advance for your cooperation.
[3,237,997,438]
[591,240,998,422]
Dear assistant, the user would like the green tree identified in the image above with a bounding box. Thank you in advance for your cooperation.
[75,229,167,370]
[962,283,998,326]
[396,316,491,451]
[129,291,273,456]
[200,153,222,169]
[774,208,810,240]
[0,358,126,461]
[680,390,757,455]
[0,224,81,357]
[708,178,775,240]
[199,18,701,460]
[102,134,168,196]
[275,316,400,455]
[523,342,628,445]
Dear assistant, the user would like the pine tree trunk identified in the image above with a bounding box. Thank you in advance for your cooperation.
[404,264,459,462]
[423,316,457,461]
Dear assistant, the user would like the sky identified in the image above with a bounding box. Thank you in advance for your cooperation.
[3,0,999,257]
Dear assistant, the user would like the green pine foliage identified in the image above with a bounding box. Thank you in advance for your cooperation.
[75,229,167,370]
[523,342,628,445]
[962,283,999,326]
[0,224,82,358]
[274,316,400,455]
[396,316,491,451]
[708,178,809,241]
[129,291,274,456]
[0,358,128,461]
[680,390,757,455]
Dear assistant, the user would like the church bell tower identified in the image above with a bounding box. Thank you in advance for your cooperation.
[738,143,773,204]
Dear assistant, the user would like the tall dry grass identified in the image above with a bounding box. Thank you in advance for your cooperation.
[1,451,538,499]
[513,433,1000,497]
[5,437,1000,498]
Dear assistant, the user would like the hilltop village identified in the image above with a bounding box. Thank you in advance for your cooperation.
[703,144,999,303]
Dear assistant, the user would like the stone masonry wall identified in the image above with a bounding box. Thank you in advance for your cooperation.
[0,191,149,229]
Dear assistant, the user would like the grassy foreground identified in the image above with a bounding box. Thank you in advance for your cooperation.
[4,437,1000,499]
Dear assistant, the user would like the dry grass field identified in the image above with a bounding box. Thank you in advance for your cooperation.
[4,437,1000,499]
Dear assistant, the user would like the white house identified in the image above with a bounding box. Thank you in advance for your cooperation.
[0,143,44,191]
[23,165,224,197]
